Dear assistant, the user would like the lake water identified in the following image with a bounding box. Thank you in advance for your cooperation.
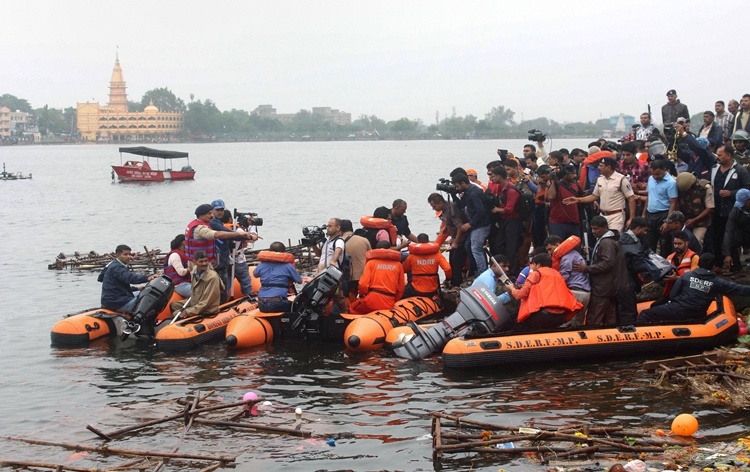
[0,140,744,471]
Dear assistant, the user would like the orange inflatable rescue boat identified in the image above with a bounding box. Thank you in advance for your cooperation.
[343,296,442,351]
[390,296,739,369]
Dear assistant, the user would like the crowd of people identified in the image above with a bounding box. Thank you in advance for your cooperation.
[99,90,750,332]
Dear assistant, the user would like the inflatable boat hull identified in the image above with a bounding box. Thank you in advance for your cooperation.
[442,297,738,369]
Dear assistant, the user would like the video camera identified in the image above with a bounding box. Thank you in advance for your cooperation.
[528,129,547,142]
[436,177,456,194]
[233,209,263,228]
[302,225,327,246]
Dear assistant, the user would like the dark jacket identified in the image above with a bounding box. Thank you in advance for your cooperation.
[619,230,650,292]
[680,133,716,179]
[722,207,750,256]
[99,260,149,310]
[586,231,630,297]
[209,218,242,269]
[732,110,750,134]
[457,183,491,229]
[661,100,690,125]
[698,122,724,149]
[711,162,750,217]
[669,268,750,314]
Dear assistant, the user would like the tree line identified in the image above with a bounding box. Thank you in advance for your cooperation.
[3,90,703,141]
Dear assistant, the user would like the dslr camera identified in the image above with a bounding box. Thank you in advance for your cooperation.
[302,225,327,246]
[528,129,547,142]
[233,209,263,228]
[436,177,456,194]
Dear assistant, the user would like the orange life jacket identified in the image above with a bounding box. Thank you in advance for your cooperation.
[403,243,451,294]
[360,216,398,246]
[662,249,699,296]
[257,251,296,264]
[359,249,405,299]
[516,267,583,323]
[551,235,580,270]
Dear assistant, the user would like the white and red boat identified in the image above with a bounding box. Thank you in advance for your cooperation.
[112,146,195,182]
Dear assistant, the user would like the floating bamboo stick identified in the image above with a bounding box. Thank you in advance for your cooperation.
[0,436,236,462]
[192,419,311,437]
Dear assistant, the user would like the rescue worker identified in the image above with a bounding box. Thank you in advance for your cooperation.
[253,242,302,313]
[572,216,630,326]
[100,244,159,314]
[350,241,405,314]
[163,234,191,297]
[170,251,224,318]
[505,253,582,331]
[638,253,750,324]
[731,130,750,167]
[402,233,452,298]
[652,231,700,307]
[544,235,590,327]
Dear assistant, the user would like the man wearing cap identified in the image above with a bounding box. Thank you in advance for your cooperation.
[465,168,486,190]
[676,172,714,245]
[207,199,258,303]
[722,189,750,272]
[564,156,636,233]
[698,111,724,150]
[661,89,690,125]
[185,203,254,276]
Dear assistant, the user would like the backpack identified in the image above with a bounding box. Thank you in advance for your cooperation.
[334,236,352,294]
[513,185,535,222]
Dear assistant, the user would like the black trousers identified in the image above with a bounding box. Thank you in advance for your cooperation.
[645,210,669,256]
[491,218,522,276]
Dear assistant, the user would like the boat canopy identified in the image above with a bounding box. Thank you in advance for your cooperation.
[118,147,188,159]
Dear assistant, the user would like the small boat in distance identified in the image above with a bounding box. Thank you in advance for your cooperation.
[112,146,195,182]
[1,162,32,180]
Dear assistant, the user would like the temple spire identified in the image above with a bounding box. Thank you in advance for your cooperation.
[108,53,128,112]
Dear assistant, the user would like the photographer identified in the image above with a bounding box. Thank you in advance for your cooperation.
[428,192,468,287]
[209,200,256,303]
[452,173,491,276]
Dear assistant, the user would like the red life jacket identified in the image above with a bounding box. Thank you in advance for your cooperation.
[162,249,191,286]
[551,236,580,270]
[517,267,582,323]
[185,219,215,263]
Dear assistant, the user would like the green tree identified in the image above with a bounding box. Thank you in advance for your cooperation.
[183,99,222,136]
[387,117,420,137]
[140,87,186,112]
[35,105,66,135]
[0,94,32,112]
[485,105,515,128]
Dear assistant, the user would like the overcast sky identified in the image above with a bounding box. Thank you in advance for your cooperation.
[4,0,745,124]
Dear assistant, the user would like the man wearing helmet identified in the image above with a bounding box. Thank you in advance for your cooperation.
[731,130,750,166]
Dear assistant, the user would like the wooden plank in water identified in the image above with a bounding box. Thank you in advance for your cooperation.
[643,352,718,372]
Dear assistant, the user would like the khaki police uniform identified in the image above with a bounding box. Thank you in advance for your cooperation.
[592,171,634,232]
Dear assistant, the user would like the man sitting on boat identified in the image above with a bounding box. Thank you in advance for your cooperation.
[402,233,451,298]
[253,242,302,313]
[99,244,159,314]
[506,253,582,331]
[638,253,750,324]
[350,241,405,315]
[170,251,223,318]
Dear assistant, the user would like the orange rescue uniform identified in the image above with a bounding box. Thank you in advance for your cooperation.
[350,249,405,314]
[511,267,582,323]
[402,244,452,296]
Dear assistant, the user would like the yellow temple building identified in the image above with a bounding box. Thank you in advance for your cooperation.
[77,56,184,142]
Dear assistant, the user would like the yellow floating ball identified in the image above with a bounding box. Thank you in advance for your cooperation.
[671,413,699,436]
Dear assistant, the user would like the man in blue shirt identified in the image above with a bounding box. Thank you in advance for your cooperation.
[100,244,158,313]
[209,199,256,303]
[452,173,491,275]
[643,159,678,256]
[253,242,302,312]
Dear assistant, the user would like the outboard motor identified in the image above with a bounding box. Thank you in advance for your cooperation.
[122,276,174,339]
[282,266,342,334]
[392,282,512,360]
